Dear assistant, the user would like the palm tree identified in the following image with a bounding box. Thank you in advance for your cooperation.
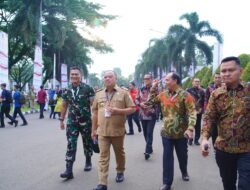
[166,12,223,77]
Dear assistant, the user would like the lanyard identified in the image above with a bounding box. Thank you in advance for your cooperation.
[105,91,115,104]
[71,87,79,101]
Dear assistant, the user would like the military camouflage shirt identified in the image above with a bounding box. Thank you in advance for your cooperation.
[146,87,197,139]
[202,82,250,153]
[62,82,95,126]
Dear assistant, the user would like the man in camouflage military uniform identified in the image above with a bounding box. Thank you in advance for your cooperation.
[201,56,250,190]
[59,67,95,179]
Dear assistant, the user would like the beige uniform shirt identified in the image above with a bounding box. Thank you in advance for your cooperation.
[92,85,135,136]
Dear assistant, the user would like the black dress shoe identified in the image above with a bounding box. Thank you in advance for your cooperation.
[188,140,193,145]
[116,173,124,183]
[159,184,171,190]
[182,173,190,181]
[144,153,150,160]
[14,120,18,127]
[93,184,107,190]
[194,141,200,145]
[0,125,5,128]
[21,123,28,126]
[8,122,13,125]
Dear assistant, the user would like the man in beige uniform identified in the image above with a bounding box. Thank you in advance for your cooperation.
[92,70,136,190]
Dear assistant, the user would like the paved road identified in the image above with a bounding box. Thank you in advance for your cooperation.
[0,113,223,190]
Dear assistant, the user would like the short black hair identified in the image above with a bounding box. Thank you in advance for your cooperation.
[144,73,153,79]
[1,83,6,87]
[221,56,241,66]
[40,85,44,89]
[171,72,181,85]
[14,84,20,89]
[215,72,220,75]
[129,81,136,86]
[70,66,82,73]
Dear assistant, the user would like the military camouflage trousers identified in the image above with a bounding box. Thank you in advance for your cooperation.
[65,123,93,162]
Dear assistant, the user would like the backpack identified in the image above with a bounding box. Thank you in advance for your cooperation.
[19,93,26,105]
[6,90,13,104]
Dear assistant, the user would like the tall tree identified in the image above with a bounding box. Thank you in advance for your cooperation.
[166,12,223,77]
[0,0,115,87]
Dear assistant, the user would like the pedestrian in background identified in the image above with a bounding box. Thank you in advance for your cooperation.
[37,85,47,119]
[54,90,62,119]
[0,83,18,128]
[10,84,28,126]
[187,78,205,145]
[28,85,36,112]
[135,73,158,160]
[48,87,56,119]
[127,81,142,135]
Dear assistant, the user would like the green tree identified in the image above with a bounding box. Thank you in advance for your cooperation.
[238,54,250,68]
[0,0,115,86]
[166,12,223,78]
[241,62,250,82]
[87,73,102,88]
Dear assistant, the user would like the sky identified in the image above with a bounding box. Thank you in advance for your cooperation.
[87,0,250,77]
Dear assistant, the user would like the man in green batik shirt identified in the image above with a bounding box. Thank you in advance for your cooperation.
[142,72,196,190]
[59,66,95,179]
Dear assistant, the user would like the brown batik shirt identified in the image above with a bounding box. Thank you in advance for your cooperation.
[202,82,250,153]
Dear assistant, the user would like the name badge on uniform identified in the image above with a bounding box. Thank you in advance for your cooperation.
[104,108,111,118]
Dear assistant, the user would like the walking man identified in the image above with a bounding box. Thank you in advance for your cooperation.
[201,56,250,190]
[92,70,135,190]
[143,72,196,190]
[37,85,47,119]
[0,83,18,128]
[127,81,142,135]
[136,73,158,160]
[59,67,95,179]
[187,78,205,145]
[10,84,28,126]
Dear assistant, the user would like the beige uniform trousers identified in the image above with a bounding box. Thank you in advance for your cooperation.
[98,135,125,185]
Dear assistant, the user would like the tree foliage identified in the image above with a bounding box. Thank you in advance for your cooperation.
[241,61,250,82]
[238,54,250,68]
[0,0,115,87]
[135,12,223,82]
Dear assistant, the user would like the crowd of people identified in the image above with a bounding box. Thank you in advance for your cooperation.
[0,56,249,190]
[0,83,65,128]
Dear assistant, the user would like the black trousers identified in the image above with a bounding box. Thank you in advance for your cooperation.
[39,103,45,118]
[189,113,202,143]
[12,107,27,124]
[127,110,141,133]
[0,105,16,126]
[216,149,250,190]
[141,119,156,154]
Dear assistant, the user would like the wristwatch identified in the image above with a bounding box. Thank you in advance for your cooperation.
[59,117,64,122]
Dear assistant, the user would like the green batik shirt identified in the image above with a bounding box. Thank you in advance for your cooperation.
[146,87,197,139]
[62,82,95,126]
[202,82,250,153]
